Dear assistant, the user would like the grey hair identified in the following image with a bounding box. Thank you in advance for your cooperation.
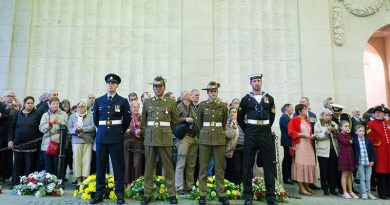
[3,90,15,97]
[322,97,333,108]
[77,99,90,110]
[181,90,190,100]
[319,109,333,120]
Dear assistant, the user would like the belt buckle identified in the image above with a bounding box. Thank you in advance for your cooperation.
[210,121,216,127]
[106,119,112,125]
[154,121,160,127]
[257,120,263,125]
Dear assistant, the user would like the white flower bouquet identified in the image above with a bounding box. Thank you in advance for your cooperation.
[12,171,64,197]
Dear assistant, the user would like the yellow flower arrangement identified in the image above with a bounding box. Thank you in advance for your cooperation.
[109,191,117,200]
[190,177,240,200]
[73,190,78,197]
[159,188,165,194]
[207,177,214,183]
[126,176,170,201]
[190,177,287,202]
[81,193,91,200]
[74,174,116,201]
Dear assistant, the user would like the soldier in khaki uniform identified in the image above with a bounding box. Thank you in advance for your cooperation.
[141,76,179,205]
[197,81,229,205]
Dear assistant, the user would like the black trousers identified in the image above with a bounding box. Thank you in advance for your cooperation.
[317,148,338,192]
[243,125,276,204]
[225,145,244,185]
[12,151,35,185]
[95,142,124,198]
[376,173,390,198]
[36,151,45,172]
[371,165,377,189]
[65,137,73,171]
[90,150,96,175]
[0,141,13,181]
[282,146,292,182]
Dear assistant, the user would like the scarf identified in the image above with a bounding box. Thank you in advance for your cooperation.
[130,113,140,130]
[75,112,87,129]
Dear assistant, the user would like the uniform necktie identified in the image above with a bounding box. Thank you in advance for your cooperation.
[109,96,112,103]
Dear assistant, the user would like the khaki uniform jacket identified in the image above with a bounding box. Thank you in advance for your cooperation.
[197,99,228,145]
[141,96,179,146]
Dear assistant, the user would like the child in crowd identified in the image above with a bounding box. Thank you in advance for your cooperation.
[353,125,377,200]
[337,121,359,199]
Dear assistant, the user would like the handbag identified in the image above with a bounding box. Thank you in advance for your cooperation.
[173,107,193,140]
[45,112,60,156]
[173,123,189,140]
[46,137,60,156]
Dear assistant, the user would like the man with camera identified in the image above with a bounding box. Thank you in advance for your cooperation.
[174,90,198,195]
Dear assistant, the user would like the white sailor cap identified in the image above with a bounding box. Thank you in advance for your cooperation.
[248,73,263,80]
[330,103,344,113]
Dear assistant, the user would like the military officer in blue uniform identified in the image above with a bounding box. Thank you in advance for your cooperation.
[237,73,277,205]
[90,73,131,205]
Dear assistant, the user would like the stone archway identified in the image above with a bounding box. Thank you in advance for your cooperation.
[363,24,390,108]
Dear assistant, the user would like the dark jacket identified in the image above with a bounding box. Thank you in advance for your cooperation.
[353,137,375,166]
[93,93,131,144]
[177,102,198,137]
[279,113,291,146]
[37,103,49,114]
[332,113,352,126]
[237,92,276,132]
[0,103,9,143]
[8,109,42,150]
[1,103,18,144]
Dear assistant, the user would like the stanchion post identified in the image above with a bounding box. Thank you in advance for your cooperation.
[57,124,67,186]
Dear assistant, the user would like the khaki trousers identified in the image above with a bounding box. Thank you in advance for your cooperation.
[198,144,226,197]
[144,146,176,197]
[175,135,198,191]
[72,143,92,178]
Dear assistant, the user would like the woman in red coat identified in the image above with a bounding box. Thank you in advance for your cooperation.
[288,104,316,196]
[367,105,390,199]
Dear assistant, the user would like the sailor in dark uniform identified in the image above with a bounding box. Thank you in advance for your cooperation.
[237,73,277,205]
[90,73,131,205]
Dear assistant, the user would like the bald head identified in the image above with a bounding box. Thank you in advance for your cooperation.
[352,107,361,118]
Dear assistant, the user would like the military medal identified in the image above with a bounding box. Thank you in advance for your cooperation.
[165,107,169,114]
[115,105,120,112]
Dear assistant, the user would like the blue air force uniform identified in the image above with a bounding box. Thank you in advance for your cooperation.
[92,74,131,201]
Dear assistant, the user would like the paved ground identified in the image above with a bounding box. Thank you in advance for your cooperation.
[1,181,390,205]
[1,171,390,205]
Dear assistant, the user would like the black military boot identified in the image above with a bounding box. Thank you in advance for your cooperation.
[89,195,103,204]
[244,197,252,205]
[141,197,150,205]
[198,196,206,205]
[218,197,229,205]
[170,196,178,204]
[117,195,125,204]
